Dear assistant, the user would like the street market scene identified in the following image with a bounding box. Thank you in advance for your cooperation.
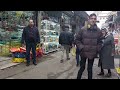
[0,11,120,79]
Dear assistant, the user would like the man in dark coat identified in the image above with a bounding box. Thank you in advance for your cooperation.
[98,28,115,77]
[59,25,73,63]
[69,31,74,53]
[75,13,103,79]
[21,19,40,66]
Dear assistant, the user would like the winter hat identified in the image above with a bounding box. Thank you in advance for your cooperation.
[101,28,107,32]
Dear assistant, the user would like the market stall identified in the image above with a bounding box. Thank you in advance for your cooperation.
[10,45,43,63]
[40,19,60,54]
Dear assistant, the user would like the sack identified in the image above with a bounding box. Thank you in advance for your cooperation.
[71,47,76,56]
[116,67,120,75]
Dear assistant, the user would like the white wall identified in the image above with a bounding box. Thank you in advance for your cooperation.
[96,11,111,29]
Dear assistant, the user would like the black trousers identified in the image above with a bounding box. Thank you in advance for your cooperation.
[77,57,94,79]
[26,43,36,64]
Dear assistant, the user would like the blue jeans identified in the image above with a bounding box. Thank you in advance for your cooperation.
[76,47,80,65]
[26,43,36,64]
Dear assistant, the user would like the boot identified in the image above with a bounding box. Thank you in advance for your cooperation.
[60,59,64,63]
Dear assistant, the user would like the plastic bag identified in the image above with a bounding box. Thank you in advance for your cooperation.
[116,68,120,75]
[71,47,76,56]
[36,47,43,57]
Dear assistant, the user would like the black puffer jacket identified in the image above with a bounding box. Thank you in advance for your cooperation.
[59,31,74,46]
[75,25,103,59]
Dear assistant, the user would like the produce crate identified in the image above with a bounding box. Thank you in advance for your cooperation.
[12,58,26,63]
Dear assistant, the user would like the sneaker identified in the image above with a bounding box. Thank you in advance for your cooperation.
[97,72,104,76]
[67,58,70,60]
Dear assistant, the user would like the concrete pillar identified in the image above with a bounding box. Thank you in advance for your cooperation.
[37,11,43,43]
[37,11,42,32]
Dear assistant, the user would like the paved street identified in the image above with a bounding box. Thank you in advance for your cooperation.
[0,11,120,79]
[0,51,119,79]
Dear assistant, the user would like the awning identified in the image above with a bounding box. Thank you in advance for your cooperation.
[45,11,62,18]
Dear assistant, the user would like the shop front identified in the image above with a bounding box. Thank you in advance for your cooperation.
[40,11,61,54]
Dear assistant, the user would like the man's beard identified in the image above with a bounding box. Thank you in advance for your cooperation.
[29,24,34,27]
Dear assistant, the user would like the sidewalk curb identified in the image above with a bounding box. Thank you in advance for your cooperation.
[0,53,52,70]
[0,62,20,70]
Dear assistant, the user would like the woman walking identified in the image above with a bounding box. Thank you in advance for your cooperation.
[98,28,115,77]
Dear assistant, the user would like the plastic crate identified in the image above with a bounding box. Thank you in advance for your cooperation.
[12,58,26,63]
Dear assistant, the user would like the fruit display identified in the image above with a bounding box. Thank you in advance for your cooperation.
[10,46,43,63]
[40,19,60,54]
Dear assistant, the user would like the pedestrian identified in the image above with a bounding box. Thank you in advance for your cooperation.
[21,19,40,66]
[59,25,73,63]
[73,33,81,67]
[75,13,103,79]
[98,28,115,77]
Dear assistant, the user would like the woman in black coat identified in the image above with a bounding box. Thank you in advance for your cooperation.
[98,28,115,77]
